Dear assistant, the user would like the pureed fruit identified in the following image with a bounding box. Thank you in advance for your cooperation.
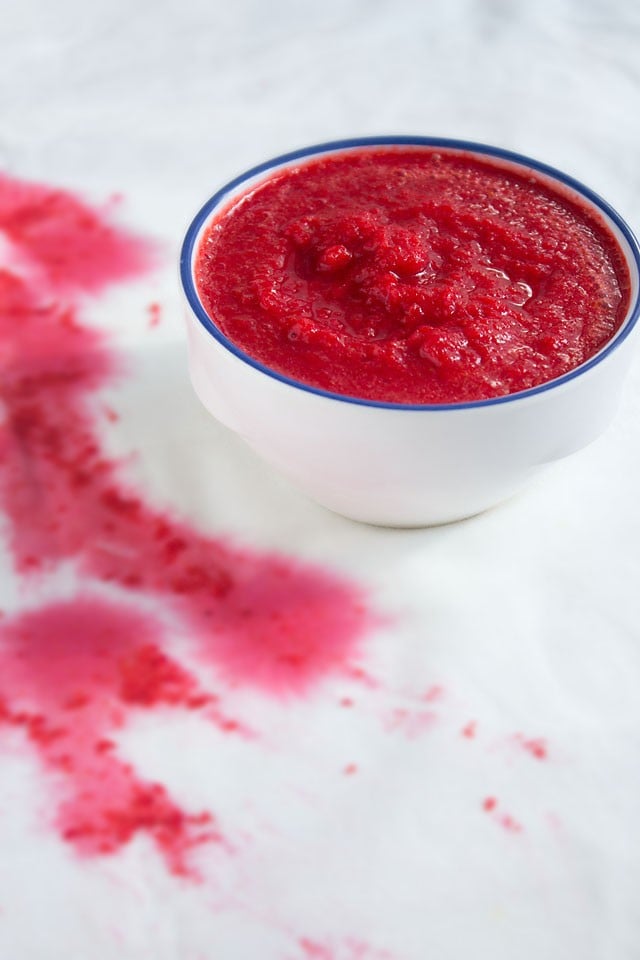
[195,148,631,404]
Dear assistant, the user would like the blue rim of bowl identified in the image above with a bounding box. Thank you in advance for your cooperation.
[180,136,640,411]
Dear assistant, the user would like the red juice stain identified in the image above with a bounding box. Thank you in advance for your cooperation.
[461,720,477,739]
[342,763,358,776]
[0,173,374,690]
[0,174,377,871]
[0,176,152,294]
[0,597,220,877]
[514,733,548,760]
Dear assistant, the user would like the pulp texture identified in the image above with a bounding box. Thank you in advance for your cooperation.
[195,148,631,404]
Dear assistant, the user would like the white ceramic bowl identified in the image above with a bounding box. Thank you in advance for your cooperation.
[180,137,640,527]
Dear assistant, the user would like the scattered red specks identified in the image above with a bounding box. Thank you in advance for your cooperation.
[384,707,437,739]
[0,174,379,873]
[514,734,548,760]
[0,598,221,877]
[482,796,522,833]
[461,720,477,739]
[147,301,162,327]
[343,763,358,776]
[422,683,444,703]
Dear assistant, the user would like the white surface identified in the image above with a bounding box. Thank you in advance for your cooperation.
[2,1,640,958]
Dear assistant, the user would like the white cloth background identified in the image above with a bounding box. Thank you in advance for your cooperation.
[1,1,639,958]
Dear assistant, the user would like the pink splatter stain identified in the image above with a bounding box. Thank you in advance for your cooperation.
[461,720,477,739]
[0,174,377,874]
[482,796,523,833]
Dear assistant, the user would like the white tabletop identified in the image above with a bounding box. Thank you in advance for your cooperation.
[1,2,639,958]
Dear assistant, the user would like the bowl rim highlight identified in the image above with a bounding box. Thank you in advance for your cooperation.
[180,135,640,411]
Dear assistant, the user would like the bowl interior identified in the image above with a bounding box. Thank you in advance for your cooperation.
[181,137,640,410]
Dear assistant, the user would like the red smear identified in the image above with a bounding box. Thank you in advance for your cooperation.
[461,720,477,739]
[298,939,395,960]
[514,734,548,760]
[147,301,162,327]
[300,941,334,960]
[300,942,329,960]
[103,405,120,423]
[422,683,444,703]
[0,598,220,877]
[339,697,354,708]
[343,763,358,776]
[482,796,522,833]
[0,175,377,872]
[0,176,153,294]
